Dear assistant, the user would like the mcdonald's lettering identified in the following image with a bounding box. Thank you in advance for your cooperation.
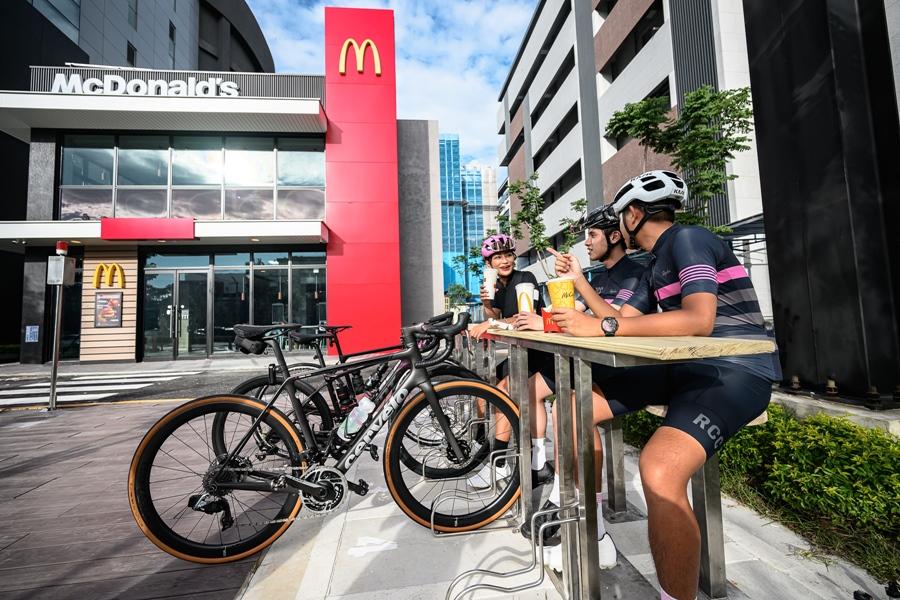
[92,263,126,288]
[338,38,381,76]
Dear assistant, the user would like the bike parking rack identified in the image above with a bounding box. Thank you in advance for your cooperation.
[444,502,581,600]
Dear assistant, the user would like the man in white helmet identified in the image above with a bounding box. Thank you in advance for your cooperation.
[550,170,780,600]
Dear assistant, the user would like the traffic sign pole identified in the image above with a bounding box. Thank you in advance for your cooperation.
[47,241,70,412]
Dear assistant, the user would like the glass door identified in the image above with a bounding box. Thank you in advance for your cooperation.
[143,271,176,360]
[175,271,209,358]
[143,270,210,360]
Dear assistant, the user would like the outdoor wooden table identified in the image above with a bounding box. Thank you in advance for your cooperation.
[478,328,776,600]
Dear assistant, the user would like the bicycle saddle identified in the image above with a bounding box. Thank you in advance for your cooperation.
[233,323,305,341]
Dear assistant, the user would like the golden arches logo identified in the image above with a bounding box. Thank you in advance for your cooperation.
[338,38,382,76]
[92,263,126,288]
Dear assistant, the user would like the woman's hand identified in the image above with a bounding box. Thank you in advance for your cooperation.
[550,308,602,337]
[467,320,493,340]
[480,283,493,307]
[512,311,543,331]
[547,248,583,280]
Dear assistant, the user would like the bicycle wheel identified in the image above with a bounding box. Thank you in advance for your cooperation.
[210,375,333,457]
[129,395,305,563]
[383,380,520,532]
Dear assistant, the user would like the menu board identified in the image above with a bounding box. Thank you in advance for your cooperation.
[94,292,123,328]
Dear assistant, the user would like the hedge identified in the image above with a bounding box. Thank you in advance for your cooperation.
[622,404,900,583]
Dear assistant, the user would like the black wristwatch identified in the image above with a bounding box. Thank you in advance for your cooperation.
[601,317,619,337]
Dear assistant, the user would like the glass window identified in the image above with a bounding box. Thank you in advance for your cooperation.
[168,22,176,68]
[115,188,167,218]
[277,189,325,220]
[127,42,137,67]
[225,137,274,185]
[61,261,83,359]
[128,0,138,29]
[60,188,113,220]
[290,251,326,266]
[214,252,250,267]
[172,136,222,185]
[291,267,325,326]
[253,252,289,266]
[118,135,169,186]
[253,268,289,325]
[144,254,210,269]
[224,189,274,220]
[172,189,221,219]
[61,135,114,186]
[214,270,249,351]
[277,138,324,186]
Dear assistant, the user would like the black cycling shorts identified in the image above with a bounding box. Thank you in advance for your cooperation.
[495,350,557,390]
[592,362,772,457]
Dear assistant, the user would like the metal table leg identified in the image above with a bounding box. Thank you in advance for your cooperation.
[486,340,498,385]
[553,354,580,598]
[574,358,602,599]
[474,339,485,379]
[508,345,533,527]
[601,417,627,513]
[692,454,727,599]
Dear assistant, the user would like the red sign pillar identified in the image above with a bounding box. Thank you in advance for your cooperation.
[324,7,401,353]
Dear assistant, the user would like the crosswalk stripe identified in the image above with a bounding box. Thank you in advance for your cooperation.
[0,383,152,396]
[71,371,200,380]
[0,393,117,405]
[24,377,181,387]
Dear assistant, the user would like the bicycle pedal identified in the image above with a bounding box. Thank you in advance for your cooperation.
[366,444,379,461]
[347,479,369,497]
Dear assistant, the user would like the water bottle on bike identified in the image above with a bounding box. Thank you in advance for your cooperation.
[336,393,376,441]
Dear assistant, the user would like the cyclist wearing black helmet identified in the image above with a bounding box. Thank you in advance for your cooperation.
[551,170,780,600]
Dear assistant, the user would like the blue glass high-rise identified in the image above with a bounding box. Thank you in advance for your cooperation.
[439,134,484,298]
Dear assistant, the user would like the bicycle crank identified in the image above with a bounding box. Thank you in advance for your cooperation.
[299,466,348,514]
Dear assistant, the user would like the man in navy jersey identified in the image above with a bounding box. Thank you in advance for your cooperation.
[551,170,779,600]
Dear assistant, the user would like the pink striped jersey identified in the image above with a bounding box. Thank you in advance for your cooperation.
[583,255,647,310]
[626,224,781,381]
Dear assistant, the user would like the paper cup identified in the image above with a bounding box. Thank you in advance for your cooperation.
[483,268,498,300]
[542,308,562,333]
[515,282,536,313]
[547,277,576,309]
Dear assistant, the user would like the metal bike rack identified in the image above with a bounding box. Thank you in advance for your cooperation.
[444,503,581,600]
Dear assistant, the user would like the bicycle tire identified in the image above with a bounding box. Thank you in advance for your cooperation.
[209,375,333,457]
[383,380,520,532]
[128,395,305,563]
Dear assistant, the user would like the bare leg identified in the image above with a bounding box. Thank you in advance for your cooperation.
[494,374,551,442]
[639,427,707,600]
[551,385,614,481]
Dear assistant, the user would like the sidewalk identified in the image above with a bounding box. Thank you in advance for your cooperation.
[0,350,326,378]
[239,426,889,600]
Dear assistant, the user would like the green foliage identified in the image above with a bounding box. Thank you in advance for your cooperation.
[605,85,753,228]
[622,403,900,582]
[496,214,511,236]
[446,283,469,307]
[558,198,587,253]
[509,173,551,277]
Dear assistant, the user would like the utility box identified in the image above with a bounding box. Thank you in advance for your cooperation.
[47,256,76,286]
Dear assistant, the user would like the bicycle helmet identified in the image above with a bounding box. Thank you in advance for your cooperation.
[481,233,516,259]
[583,205,624,261]
[609,170,687,248]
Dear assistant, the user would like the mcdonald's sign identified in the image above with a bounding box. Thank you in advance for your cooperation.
[92,263,126,289]
[338,38,381,76]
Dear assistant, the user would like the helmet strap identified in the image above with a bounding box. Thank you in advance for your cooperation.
[598,229,623,262]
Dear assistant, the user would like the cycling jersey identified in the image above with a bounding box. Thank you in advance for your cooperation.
[492,270,543,319]
[584,255,647,309]
[625,224,781,382]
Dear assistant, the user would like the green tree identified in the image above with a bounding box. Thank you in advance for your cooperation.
[605,85,753,230]
[446,283,470,307]
[558,198,587,253]
[509,173,552,278]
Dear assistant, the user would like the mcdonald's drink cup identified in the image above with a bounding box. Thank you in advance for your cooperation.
[483,268,498,300]
[547,278,576,309]
[515,282,536,313]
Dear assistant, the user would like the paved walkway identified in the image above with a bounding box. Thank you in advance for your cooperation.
[240,426,889,600]
[0,402,255,599]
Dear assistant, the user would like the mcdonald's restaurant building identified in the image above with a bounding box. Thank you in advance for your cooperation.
[0,7,443,364]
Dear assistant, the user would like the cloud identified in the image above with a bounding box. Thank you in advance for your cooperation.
[246,0,537,171]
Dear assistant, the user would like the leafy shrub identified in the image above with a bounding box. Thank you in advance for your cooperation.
[621,403,900,582]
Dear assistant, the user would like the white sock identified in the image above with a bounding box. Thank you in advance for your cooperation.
[531,438,546,468]
[595,493,607,537]
[548,475,560,505]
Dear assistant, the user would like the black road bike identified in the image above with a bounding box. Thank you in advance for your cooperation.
[128,313,521,563]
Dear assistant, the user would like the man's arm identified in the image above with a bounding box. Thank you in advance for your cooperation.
[551,293,716,336]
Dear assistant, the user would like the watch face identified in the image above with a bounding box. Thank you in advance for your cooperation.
[602,317,618,334]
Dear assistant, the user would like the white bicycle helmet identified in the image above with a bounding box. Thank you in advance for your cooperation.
[610,170,687,249]
[609,170,687,215]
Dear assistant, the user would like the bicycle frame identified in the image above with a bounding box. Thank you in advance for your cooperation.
[216,330,468,497]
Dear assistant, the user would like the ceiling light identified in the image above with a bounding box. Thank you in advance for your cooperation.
[157,239,167,243]
[70,240,82,244]
[250,238,260,242]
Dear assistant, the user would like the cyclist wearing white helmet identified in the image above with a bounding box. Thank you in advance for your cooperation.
[550,170,780,600]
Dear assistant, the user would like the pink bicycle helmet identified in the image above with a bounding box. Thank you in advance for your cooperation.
[481,233,516,259]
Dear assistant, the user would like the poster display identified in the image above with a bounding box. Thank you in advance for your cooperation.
[94,292,123,328]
